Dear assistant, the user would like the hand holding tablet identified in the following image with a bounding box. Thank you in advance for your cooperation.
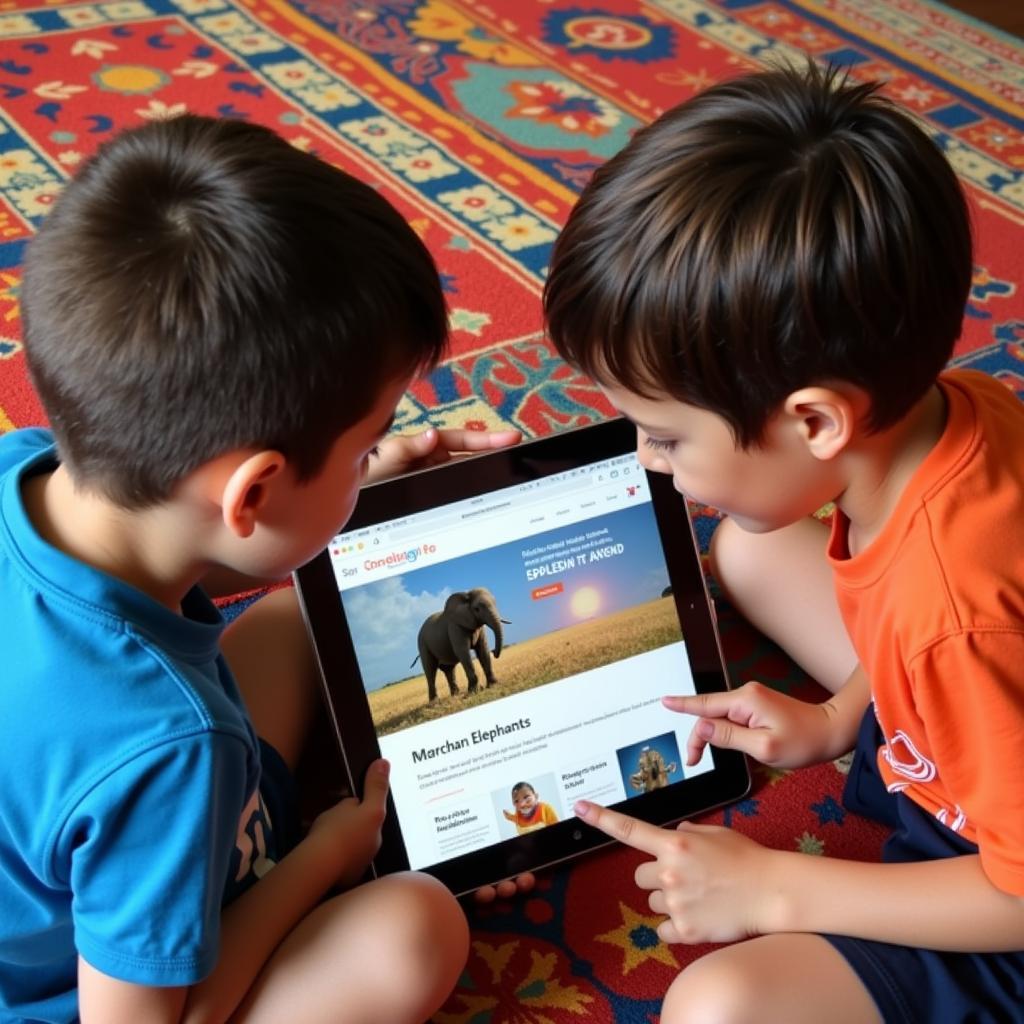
[294,418,750,895]
[365,426,523,483]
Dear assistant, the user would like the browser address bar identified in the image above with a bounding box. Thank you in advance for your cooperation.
[387,473,596,542]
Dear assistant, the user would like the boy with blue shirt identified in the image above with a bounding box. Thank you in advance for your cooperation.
[0,114,519,1022]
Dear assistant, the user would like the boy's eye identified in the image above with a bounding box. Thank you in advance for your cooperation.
[368,445,381,458]
[643,436,677,453]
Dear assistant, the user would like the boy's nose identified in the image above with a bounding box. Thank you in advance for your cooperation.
[635,442,672,476]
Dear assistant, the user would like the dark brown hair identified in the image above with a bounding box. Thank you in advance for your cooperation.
[21,115,448,507]
[544,62,972,445]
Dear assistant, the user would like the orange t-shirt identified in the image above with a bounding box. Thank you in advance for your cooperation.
[829,370,1024,896]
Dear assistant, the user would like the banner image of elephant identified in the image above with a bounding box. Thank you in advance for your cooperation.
[339,503,685,736]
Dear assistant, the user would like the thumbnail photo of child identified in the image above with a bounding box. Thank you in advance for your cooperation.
[616,732,683,795]
[493,775,561,837]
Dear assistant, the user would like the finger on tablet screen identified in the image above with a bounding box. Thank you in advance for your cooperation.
[573,800,666,854]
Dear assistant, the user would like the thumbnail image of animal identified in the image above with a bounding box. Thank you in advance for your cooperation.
[629,746,678,792]
[412,587,510,702]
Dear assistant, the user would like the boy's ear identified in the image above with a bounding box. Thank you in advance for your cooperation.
[220,451,287,538]
[783,386,860,460]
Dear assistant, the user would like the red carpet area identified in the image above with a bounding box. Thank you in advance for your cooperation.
[0,2,1021,1020]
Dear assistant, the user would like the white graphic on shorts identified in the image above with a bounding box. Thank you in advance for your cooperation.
[882,729,936,784]
[936,805,967,833]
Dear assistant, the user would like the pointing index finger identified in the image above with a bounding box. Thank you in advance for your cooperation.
[574,799,669,856]
[663,691,739,718]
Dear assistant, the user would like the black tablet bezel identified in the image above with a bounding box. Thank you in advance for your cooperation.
[294,417,750,895]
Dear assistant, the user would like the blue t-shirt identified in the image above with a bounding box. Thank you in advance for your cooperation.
[0,429,266,1022]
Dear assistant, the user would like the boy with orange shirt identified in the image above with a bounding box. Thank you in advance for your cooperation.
[544,63,1024,1022]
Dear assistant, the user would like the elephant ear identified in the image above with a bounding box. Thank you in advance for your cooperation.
[444,592,476,629]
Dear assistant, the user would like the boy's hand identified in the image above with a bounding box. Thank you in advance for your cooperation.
[307,758,391,888]
[574,800,779,944]
[473,872,536,905]
[663,683,835,770]
[366,427,522,484]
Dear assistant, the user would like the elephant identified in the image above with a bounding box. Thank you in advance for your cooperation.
[412,588,509,702]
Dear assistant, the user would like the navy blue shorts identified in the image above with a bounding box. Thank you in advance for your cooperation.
[823,709,1024,1023]
[257,737,300,856]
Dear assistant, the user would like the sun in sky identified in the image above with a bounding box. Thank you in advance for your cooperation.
[570,585,602,619]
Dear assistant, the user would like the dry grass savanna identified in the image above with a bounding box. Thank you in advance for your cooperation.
[369,596,683,736]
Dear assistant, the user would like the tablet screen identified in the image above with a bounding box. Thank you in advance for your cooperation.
[299,423,747,885]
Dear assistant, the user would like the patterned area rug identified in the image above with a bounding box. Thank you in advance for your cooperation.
[0,1,1021,1020]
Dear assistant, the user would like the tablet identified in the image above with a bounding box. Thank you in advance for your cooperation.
[294,418,750,895]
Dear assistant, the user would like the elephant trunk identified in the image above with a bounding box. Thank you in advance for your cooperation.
[482,606,504,658]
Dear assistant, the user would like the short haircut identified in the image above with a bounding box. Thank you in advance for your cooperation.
[511,782,536,798]
[22,114,448,507]
[544,62,973,446]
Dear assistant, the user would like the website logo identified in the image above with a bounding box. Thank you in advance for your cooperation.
[364,542,437,572]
